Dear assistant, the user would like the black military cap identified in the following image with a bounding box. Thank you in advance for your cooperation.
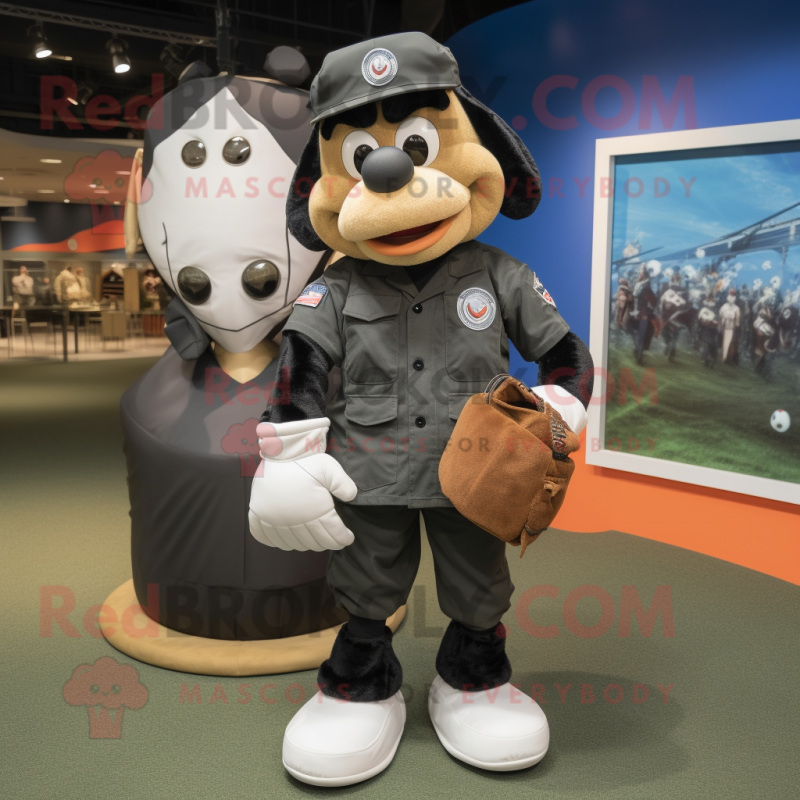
[309,31,461,123]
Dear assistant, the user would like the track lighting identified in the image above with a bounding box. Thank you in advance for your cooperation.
[29,23,52,59]
[106,36,131,74]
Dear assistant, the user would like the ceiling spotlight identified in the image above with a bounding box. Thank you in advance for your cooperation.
[107,36,131,74]
[40,158,62,164]
[29,24,52,59]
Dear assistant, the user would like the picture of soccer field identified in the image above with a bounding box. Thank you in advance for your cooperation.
[602,136,800,489]
[605,329,800,484]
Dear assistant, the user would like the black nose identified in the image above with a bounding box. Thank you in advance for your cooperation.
[360,146,415,193]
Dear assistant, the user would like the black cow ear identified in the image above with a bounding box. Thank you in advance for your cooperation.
[454,86,542,220]
[286,126,327,251]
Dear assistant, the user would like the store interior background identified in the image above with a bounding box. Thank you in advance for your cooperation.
[0,132,166,360]
[0,2,798,798]
[0,0,796,616]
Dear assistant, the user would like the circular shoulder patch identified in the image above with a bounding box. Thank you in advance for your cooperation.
[362,48,398,86]
[457,288,496,331]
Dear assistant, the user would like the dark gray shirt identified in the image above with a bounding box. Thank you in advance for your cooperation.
[283,240,570,507]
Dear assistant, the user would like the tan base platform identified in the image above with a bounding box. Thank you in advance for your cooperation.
[100,579,406,677]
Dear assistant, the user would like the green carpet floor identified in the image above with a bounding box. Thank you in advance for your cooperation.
[1,358,798,800]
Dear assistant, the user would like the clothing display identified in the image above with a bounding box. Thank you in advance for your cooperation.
[53,269,79,304]
[11,273,33,296]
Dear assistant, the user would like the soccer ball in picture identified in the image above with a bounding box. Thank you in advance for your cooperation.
[770,410,791,432]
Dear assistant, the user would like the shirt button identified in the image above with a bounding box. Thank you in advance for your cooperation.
[412,303,423,313]
[413,358,424,371]
[414,416,426,428]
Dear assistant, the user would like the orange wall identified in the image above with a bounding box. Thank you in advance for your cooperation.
[558,432,800,585]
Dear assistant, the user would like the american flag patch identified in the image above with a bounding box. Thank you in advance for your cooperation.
[294,283,328,308]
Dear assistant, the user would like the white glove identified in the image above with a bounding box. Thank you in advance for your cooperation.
[248,417,358,552]
[530,384,588,435]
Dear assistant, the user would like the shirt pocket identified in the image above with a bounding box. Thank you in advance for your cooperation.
[345,394,399,490]
[444,392,477,453]
[444,290,504,383]
[448,392,476,421]
[343,294,402,385]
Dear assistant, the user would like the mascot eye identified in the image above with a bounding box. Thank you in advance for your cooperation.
[177,266,211,305]
[223,136,251,165]
[353,145,373,174]
[341,130,380,180]
[401,134,428,166]
[242,260,280,299]
[181,140,206,168]
[394,116,439,167]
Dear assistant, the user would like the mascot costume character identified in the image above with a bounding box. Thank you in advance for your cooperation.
[102,50,403,675]
[248,33,594,784]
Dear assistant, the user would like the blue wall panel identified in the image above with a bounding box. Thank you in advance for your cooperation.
[447,0,800,378]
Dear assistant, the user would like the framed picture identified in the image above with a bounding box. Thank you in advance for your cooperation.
[588,119,800,505]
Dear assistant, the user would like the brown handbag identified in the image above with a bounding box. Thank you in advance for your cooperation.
[438,374,581,556]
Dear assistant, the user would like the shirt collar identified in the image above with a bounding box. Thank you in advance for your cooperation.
[359,241,483,301]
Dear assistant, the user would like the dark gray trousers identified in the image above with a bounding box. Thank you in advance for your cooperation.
[329,503,514,631]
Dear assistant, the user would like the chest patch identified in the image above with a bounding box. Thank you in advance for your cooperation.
[294,283,328,308]
[457,288,496,331]
[533,273,556,307]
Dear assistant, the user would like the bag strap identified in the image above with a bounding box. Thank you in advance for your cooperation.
[483,373,511,404]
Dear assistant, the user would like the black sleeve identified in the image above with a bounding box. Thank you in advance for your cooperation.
[260,330,333,424]
[535,331,594,409]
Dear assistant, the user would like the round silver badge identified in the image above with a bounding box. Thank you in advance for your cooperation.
[457,288,496,331]
[362,48,398,87]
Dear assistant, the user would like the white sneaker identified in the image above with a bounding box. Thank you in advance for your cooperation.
[428,674,549,771]
[282,690,406,786]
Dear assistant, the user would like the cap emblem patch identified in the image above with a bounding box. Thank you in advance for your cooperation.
[362,48,398,86]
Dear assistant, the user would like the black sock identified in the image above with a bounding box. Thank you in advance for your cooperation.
[317,622,403,701]
[347,614,387,640]
[436,620,511,692]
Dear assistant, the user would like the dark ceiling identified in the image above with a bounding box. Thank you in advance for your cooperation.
[0,0,529,140]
